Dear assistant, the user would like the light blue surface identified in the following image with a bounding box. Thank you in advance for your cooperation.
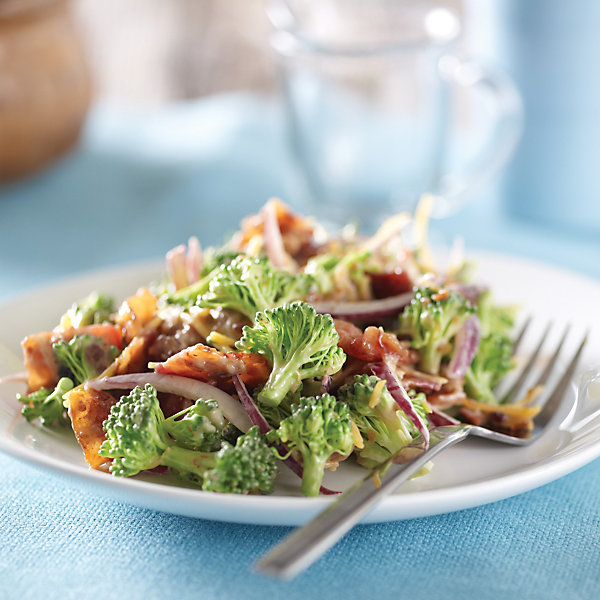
[1,94,600,599]
[465,0,600,233]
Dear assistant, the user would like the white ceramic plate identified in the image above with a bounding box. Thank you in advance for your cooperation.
[1,252,600,525]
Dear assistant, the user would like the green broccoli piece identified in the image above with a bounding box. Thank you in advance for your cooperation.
[462,290,516,403]
[53,334,118,385]
[201,427,278,494]
[398,286,475,374]
[476,289,517,338]
[164,268,220,307]
[257,386,302,429]
[99,385,277,494]
[303,249,372,297]
[17,377,74,425]
[274,394,354,496]
[337,375,429,469]
[236,301,346,407]
[163,249,242,308]
[60,292,115,329]
[464,333,515,404]
[200,248,242,277]
[164,398,225,452]
[199,255,312,321]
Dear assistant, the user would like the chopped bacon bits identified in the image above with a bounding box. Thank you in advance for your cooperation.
[334,319,418,364]
[154,342,270,388]
[232,199,317,263]
[369,270,413,299]
[116,288,158,342]
[68,386,117,471]
[21,324,124,392]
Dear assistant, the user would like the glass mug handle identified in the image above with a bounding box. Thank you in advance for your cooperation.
[429,55,524,218]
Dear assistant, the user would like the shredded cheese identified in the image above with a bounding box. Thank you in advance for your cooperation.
[515,385,544,406]
[368,379,386,408]
[206,331,236,352]
[462,398,541,418]
[414,193,436,273]
[351,418,364,449]
[372,471,382,488]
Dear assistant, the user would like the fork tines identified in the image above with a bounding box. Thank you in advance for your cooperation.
[499,319,588,423]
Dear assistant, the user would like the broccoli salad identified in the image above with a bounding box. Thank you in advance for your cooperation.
[14,199,540,497]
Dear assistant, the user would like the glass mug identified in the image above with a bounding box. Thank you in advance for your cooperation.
[269,0,523,230]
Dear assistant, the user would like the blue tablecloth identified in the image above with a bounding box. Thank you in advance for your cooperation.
[1,94,599,600]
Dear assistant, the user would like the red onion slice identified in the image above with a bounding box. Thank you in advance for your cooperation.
[262,200,293,271]
[428,408,460,427]
[311,292,413,321]
[320,375,332,395]
[232,375,339,495]
[446,315,481,380]
[0,372,28,385]
[370,362,430,448]
[87,373,252,433]
[232,375,270,435]
[186,236,202,285]
[449,283,488,305]
[166,244,188,290]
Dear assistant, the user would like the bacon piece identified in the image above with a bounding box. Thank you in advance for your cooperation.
[399,367,446,392]
[68,386,116,471]
[154,342,270,388]
[116,287,158,342]
[426,378,467,410]
[334,319,418,364]
[369,270,412,299]
[21,324,124,392]
[21,332,57,392]
[232,199,317,261]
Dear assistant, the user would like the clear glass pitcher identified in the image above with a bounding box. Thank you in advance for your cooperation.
[269,0,523,229]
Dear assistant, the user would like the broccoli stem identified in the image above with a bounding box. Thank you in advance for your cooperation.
[258,358,302,406]
[464,370,494,404]
[421,342,442,375]
[167,270,215,305]
[301,452,328,497]
[161,445,217,475]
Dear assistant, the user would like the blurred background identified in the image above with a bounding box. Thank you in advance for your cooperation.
[1,0,599,291]
[75,0,461,105]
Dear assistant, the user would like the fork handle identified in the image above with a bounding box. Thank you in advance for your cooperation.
[255,425,472,579]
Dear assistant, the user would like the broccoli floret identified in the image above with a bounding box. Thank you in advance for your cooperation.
[221,422,243,445]
[99,385,277,494]
[303,250,372,298]
[398,286,475,374]
[60,292,115,329]
[476,289,517,338]
[464,333,515,404]
[337,375,429,469]
[258,386,302,429]
[199,255,312,321]
[202,427,278,494]
[303,254,339,295]
[273,394,354,496]
[163,249,242,307]
[200,248,242,276]
[17,377,74,425]
[236,301,346,407]
[164,268,219,307]
[164,398,225,452]
[53,334,118,385]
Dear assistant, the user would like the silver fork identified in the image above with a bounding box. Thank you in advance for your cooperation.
[256,322,589,579]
